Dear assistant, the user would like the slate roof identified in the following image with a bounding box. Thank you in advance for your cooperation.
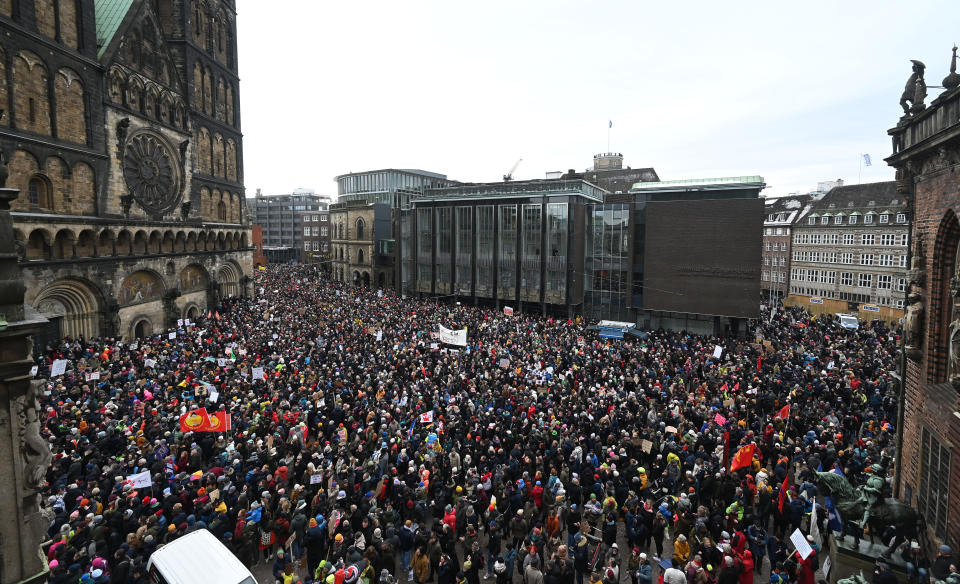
[808,181,902,214]
[94,0,134,59]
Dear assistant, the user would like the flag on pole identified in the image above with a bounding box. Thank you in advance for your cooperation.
[730,443,756,472]
[419,410,434,425]
[824,495,843,531]
[408,418,417,440]
[609,120,613,129]
[810,500,821,545]
[863,153,872,166]
[778,474,790,511]
[775,404,790,420]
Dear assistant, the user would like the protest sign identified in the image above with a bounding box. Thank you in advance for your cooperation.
[790,529,814,560]
[51,359,68,377]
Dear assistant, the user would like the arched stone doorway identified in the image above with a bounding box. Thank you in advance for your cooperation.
[216,261,242,298]
[362,272,370,287]
[353,271,361,286]
[32,278,103,340]
[186,305,199,321]
[133,319,152,339]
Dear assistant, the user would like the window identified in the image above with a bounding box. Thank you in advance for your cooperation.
[776,227,784,235]
[811,234,821,244]
[810,251,820,262]
[830,234,840,245]
[779,272,785,283]
[880,214,889,224]
[894,299,904,309]
[840,272,853,286]
[764,257,770,266]
[357,249,364,264]
[217,201,226,221]
[896,213,906,223]
[897,278,906,292]
[356,218,365,239]
[861,254,873,266]
[899,234,908,246]
[862,234,875,245]
[858,273,872,288]
[304,242,310,251]
[794,234,801,244]
[765,228,773,235]
[779,257,786,267]
[765,242,771,251]
[843,234,854,245]
[312,215,319,222]
[849,215,858,224]
[28,176,53,210]
[313,241,319,251]
[808,217,816,225]
[878,254,893,267]
[880,233,896,246]
[826,252,837,263]
[320,227,328,237]
[918,427,951,538]
[304,227,310,236]
[864,214,874,224]
[840,252,853,264]
[877,274,892,289]
[777,213,785,222]
[899,255,907,268]
[762,271,769,281]
[321,215,328,222]
[834,215,843,225]
[827,271,836,284]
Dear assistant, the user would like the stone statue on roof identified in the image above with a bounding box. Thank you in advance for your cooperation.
[901,60,927,115]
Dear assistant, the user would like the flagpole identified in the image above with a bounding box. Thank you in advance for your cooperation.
[858,154,862,185]
[607,122,610,153]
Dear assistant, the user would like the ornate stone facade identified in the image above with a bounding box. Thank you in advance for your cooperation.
[886,53,960,549]
[1,0,251,342]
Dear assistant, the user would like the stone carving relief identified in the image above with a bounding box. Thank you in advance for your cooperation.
[18,380,51,493]
[905,236,925,361]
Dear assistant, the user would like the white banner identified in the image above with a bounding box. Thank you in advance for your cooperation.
[125,470,152,488]
[438,325,468,347]
[252,367,265,381]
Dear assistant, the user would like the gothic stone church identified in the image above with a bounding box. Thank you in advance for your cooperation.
[1,0,251,343]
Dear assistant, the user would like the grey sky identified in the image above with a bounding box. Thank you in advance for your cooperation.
[237,1,958,198]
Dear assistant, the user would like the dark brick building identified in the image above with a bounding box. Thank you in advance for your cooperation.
[886,58,960,549]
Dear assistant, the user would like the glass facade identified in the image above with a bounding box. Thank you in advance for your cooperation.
[476,206,495,298]
[400,211,412,295]
[521,204,542,302]
[545,203,568,304]
[498,205,518,301]
[455,207,472,295]
[435,207,452,294]
[416,208,432,292]
[585,205,631,320]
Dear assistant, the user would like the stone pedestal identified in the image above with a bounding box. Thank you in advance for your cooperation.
[828,535,909,584]
[0,186,51,584]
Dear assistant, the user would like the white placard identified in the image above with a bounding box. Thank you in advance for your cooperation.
[125,470,152,488]
[177,319,184,327]
[89,371,100,380]
[50,359,68,377]
[168,332,177,340]
[185,319,193,326]
[713,345,723,359]
[821,556,831,578]
[217,358,227,367]
[252,367,265,381]
[144,359,157,368]
[310,474,322,484]
[209,389,219,403]
[790,528,813,560]
[30,365,38,377]
[272,334,279,339]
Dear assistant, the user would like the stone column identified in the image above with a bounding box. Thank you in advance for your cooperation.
[0,185,51,584]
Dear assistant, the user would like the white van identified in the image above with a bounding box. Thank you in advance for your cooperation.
[837,313,859,330]
[147,529,257,584]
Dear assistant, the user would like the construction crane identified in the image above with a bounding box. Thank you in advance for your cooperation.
[503,158,522,182]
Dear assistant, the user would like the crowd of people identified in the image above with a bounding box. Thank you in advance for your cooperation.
[32,265,956,584]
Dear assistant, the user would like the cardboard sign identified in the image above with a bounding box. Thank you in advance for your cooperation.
[50,359,68,377]
[641,439,653,453]
[723,398,735,407]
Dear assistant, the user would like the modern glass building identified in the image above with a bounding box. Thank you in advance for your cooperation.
[401,179,607,315]
[334,169,457,209]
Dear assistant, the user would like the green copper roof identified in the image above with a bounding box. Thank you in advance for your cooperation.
[94,0,134,59]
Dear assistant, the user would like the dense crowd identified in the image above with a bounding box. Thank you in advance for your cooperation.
[32,265,956,584]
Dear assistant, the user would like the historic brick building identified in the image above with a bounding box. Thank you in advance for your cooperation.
[2,0,251,342]
[762,194,813,299]
[785,182,909,324]
[886,55,960,549]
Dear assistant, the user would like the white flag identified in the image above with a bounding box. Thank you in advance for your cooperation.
[810,500,821,546]
[863,153,872,167]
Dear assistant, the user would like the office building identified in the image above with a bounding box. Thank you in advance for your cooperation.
[786,182,908,323]
[247,188,329,262]
[301,209,330,267]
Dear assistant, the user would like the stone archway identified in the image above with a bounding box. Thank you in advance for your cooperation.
[133,319,152,339]
[215,261,241,298]
[32,278,103,340]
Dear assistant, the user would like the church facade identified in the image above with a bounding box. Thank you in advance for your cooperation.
[1,0,251,343]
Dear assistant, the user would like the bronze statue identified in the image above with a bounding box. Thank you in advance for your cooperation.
[816,471,931,558]
[900,60,927,115]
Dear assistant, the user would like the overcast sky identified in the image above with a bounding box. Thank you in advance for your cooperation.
[237,1,958,199]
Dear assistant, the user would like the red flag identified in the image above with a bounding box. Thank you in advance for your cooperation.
[719,382,728,393]
[757,355,762,371]
[730,443,756,472]
[179,408,211,432]
[778,474,790,511]
[733,382,740,392]
[775,404,790,420]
